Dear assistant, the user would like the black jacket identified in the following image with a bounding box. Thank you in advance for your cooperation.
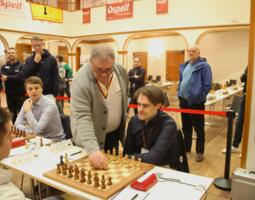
[1,61,25,95]
[123,111,178,168]
[8,50,59,96]
[128,66,145,99]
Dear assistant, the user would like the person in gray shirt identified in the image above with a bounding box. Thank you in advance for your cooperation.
[71,45,128,169]
[15,76,65,141]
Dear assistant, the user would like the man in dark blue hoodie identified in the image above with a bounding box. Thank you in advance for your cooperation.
[2,36,59,100]
[178,45,212,162]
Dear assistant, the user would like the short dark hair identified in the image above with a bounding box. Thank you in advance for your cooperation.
[134,85,164,106]
[0,107,12,145]
[31,36,43,42]
[57,55,64,62]
[25,76,43,88]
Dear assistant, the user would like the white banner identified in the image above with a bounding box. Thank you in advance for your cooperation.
[0,0,28,18]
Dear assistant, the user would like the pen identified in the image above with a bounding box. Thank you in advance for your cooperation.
[130,193,138,200]
[70,151,82,156]
[143,192,150,200]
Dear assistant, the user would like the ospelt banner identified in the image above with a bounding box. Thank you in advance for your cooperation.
[0,0,28,18]
[83,8,90,24]
[30,3,63,23]
[106,1,133,21]
[156,0,168,14]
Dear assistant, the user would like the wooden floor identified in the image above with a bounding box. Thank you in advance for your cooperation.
[1,93,241,200]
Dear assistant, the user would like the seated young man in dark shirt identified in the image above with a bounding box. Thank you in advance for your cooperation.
[123,85,178,168]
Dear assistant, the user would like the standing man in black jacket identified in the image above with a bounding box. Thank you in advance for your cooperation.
[222,67,247,154]
[2,36,59,101]
[1,48,26,122]
[128,57,146,114]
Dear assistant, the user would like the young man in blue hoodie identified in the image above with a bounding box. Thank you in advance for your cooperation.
[178,45,212,162]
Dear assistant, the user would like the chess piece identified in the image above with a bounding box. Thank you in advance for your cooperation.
[101,178,106,189]
[112,148,116,156]
[74,165,79,180]
[87,170,92,184]
[137,158,142,167]
[94,173,99,187]
[40,137,43,147]
[80,169,86,183]
[22,131,26,137]
[69,165,74,173]
[57,164,61,174]
[62,165,67,175]
[64,153,69,164]
[68,166,73,178]
[107,176,112,186]
[60,155,64,166]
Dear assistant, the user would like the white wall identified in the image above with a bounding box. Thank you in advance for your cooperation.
[127,35,187,82]
[0,0,250,37]
[199,30,249,83]
[65,0,250,37]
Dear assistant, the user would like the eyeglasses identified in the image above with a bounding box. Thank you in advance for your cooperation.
[93,66,113,75]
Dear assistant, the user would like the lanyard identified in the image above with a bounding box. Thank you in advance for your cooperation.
[141,124,154,149]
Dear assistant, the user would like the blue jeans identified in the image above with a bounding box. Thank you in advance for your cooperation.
[233,95,246,148]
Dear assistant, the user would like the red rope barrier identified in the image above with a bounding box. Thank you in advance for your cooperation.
[55,96,71,101]
[128,104,227,117]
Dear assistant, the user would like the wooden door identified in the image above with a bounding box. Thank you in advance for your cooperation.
[132,52,148,78]
[76,47,81,72]
[58,46,69,63]
[166,50,185,81]
[15,44,32,63]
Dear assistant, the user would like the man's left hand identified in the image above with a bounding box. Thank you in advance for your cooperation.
[23,99,33,113]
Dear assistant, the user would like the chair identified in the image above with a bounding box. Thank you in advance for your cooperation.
[229,79,237,86]
[155,75,161,83]
[147,75,153,81]
[213,82,221,90]
[60,114,72,139]
[175,129,190,173]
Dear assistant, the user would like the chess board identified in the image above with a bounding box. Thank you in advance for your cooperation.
[44,154,154,199]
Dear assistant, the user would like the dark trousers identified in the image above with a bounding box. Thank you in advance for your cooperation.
[233,95,246,148]
[56,88,65,114]
[65,81,71,98]
[6,94,26,123]
[179,98,205,154]
[104,128,120,154]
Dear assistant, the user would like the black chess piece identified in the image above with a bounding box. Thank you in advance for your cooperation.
[60,155,64,166]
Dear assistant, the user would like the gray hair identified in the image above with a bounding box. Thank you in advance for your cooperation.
[90,45,115,62]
